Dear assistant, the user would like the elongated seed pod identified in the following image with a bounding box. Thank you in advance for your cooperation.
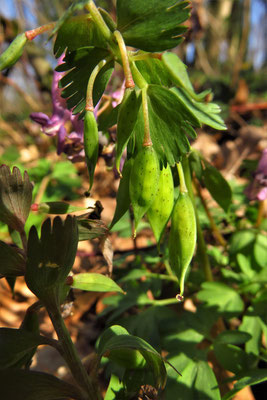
[130,145,160,233]
[0,33,28,71]
[169,191,196,297]
[84,110,99,191]
[147,164,174,244]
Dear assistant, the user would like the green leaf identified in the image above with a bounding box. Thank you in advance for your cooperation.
[49,0,89,39]
[98,325,167,389]
[132,85,199,166]
[254,233,267,268]
[172,87,226,130]
[71,273,124,294]
[239,315,262,356]
[57,48,114,114]
[37,201,88,214]
[222,369,267,400]
[165,359,220,400]
[109,158,134,230]
[115,88,141,172]
[54,15,107,57]
[0,369,83,400]
[104,374,125,400]
[117,0,190,52]
[0,165,33,232]
[162,52,209,101]
[229,229,256,255]
[0,240,25,278]
[25,216,78,306]
[214,330,251,346]
[194,361,221,400]
[202,161,232,212]
[213,343,251,375]
[0,328,48,369]
[135,57,172,86]
[197,282,244,317]
[77,217,108,241]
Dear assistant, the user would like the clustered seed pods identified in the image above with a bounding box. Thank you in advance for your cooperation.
[84,110,99,192]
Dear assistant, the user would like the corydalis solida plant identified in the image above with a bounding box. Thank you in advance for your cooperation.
[4,1,265,400]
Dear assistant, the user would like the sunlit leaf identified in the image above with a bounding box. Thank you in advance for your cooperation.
[71,273,124,294]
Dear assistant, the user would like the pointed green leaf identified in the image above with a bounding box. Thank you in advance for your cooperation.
[239,315,262,356]
[98,325,167,389]
[214,330,251,346]
[213,343,255,375]
[173,87,226,130]
[57,48,114,114]
[162,52,211,101]
[109,158,134,230]
[222,369,267,400]
[104,374,125,400]
[115,88,141,173]
[25,216,78,305]
[71,273,124,294]
[54,15,107,57]
[0,165,33,232]
[194,361,221,400]
[197,282,244,317]
[77,217,108,241]
[0,328,49,369]
[117,0,190,52]
[133,85,199,166]
[202,161,232,212]
[0,240,25,278]
[135,57,172,86]
[37,201,88,214]
[0,369,83,400]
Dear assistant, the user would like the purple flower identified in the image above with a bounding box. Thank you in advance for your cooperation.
[245,149,267,201]
[30,55,82,158]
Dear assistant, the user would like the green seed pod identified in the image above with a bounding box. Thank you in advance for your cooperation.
[109,158,134,230]
[147,164,174,244]
[168,191,196,297]
[0,33,28,71]
[130,146,160,233]
[115,88,141,174]
[84,110,99,191]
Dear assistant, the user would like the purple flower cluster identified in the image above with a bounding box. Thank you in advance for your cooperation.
[30,56,125,163]
[30,55,85,161]
[245,148,267,201]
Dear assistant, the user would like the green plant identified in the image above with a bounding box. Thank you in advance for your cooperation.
[0,1,267,399]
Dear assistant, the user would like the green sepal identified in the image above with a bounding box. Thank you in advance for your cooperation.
[71,272,124,294]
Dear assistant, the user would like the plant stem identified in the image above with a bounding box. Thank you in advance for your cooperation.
[48,307,101,400]
[141,87,152,146]
[255,200,265,228]
[85,58,112,111]
[182,156,213,282]
[113,30,134,89]
[25,22,56,40]
[86,0,112,42]
[129,51,162,61]
[152,298,180,306]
